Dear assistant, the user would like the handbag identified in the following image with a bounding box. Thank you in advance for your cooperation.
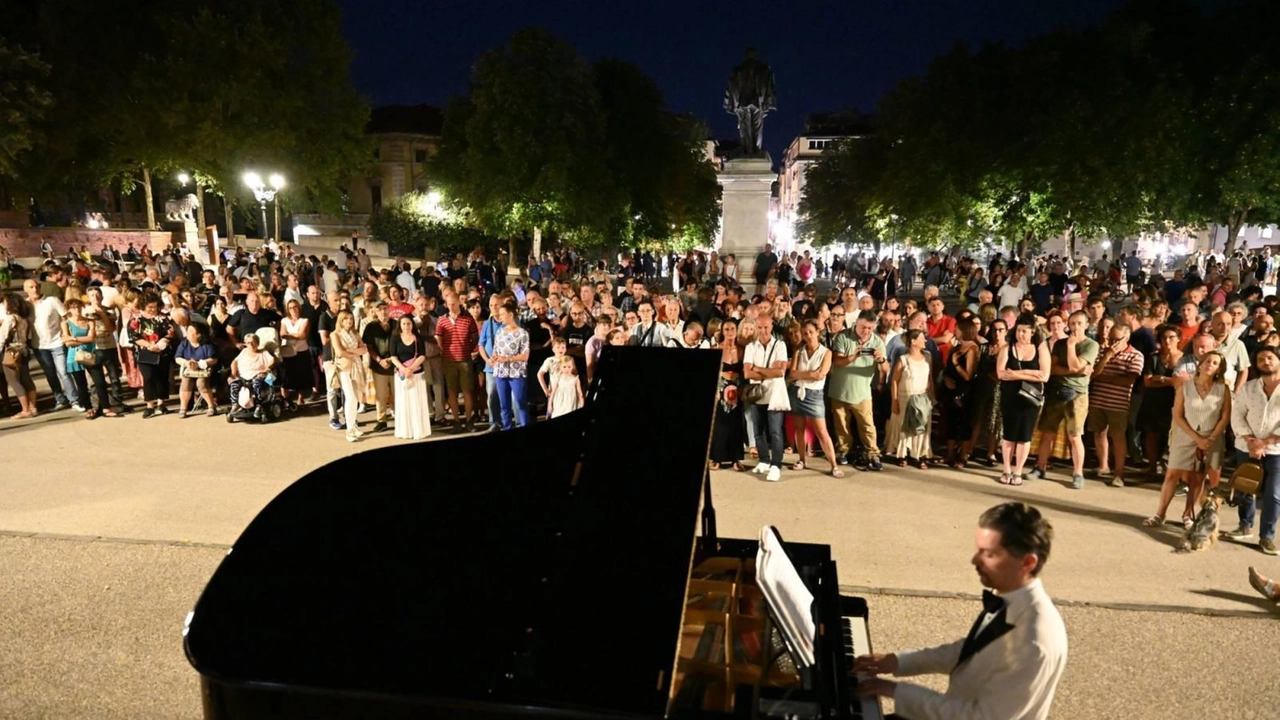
[3,347,22,369]
[743,339,777,404]
[74,348,97,366]
[1018,381,1045,407]
[135,348,162,365]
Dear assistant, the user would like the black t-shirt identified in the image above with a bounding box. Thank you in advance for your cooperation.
[362,321,395,375]
[301,301,328,348]
[524,316,554,349]
[391,333,426,373]
[227,308,280,339]
[419,274,442,299]
[561,322,592,350]
[319,311,338,362]
[755,252,777,281]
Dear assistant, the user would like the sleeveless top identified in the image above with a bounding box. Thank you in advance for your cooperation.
[1180,381,1226,434]
[792,344,827,392]
[1003,344,1040,392]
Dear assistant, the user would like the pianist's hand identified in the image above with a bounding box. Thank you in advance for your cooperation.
[856,678,897,698]
[853,652,898,675]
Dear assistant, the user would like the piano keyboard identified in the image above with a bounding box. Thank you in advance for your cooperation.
[842,615,885,720]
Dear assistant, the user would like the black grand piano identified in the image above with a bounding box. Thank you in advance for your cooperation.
[184,347,882,719]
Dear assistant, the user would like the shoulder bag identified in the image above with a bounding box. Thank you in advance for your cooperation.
[742,340,777,404]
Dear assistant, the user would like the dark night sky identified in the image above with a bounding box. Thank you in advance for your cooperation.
[335,0,1128,160]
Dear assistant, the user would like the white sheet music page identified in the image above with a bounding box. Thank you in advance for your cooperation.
[755,526,816,668]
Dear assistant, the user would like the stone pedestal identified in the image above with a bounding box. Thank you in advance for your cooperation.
[718,154,774,293]
[162,220,211,264]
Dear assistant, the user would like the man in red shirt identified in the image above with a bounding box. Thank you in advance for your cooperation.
[925,296,956,365]
[435,289,480,432]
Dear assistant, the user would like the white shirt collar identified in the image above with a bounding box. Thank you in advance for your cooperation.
[997,578,1041,619]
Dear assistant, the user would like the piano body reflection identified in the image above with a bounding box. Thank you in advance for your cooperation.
[185,347,882,719]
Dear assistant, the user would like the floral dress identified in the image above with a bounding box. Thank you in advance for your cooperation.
[126,313,176,359]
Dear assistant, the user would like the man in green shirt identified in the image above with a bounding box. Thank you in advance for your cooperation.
[829,310,889,470]
[1034,311,1099,488]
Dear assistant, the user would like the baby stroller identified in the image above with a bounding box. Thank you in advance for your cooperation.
[225,327,286,424]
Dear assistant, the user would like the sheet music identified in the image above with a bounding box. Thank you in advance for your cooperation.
[755,526,816,668]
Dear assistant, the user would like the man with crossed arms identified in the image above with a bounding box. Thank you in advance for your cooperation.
[855,503,1068,719]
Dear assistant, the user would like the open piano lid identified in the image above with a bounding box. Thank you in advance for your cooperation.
[184,346,723,717]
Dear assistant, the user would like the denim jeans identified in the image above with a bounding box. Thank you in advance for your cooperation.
[750,404,785,467]
[485,372,502,429]
[1236,450,1280,541]
[495,375,527,430]
[34,346,71,406]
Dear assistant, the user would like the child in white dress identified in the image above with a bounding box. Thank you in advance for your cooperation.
[548,356,584,418]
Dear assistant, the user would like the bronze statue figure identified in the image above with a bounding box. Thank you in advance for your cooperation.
[723,48,777,156]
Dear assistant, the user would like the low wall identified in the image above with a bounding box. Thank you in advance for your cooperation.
[0,228,175,258]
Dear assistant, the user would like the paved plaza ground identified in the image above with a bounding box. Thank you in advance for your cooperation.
[2,406,1279,719]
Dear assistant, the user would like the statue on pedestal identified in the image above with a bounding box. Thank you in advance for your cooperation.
[723,48,777,156]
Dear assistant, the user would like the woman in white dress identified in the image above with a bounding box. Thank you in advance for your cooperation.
[885,329,935,468]
[1144,351,1230,528]
[389,315,431,440]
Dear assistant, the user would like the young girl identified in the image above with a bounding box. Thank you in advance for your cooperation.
[548,356,584,418]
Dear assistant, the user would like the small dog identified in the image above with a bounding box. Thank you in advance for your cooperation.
[1178,491,1224,552]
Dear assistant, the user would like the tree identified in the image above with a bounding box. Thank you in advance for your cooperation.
[0,41,53,185]
[432,29,622,258]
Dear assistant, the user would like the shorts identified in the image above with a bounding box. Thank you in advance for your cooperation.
[1037,392,1089,436]
[442,359,472,395]
[1086,406,1129,441]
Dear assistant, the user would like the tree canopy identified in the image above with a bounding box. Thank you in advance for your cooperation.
[432,29,719,254]
[797,0,1280,256]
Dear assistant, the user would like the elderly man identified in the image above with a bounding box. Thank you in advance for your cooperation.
[1208,310,1251,393]
[830,310,889,470]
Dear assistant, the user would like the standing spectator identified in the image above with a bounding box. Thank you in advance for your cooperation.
[1033,311,1098,488]
[330,310,369,443]
[940,318,980,467]
[629,300,673,347]
[1208,310,1251,393]
[389,315,431,440]
[548,356,584,418]
[885,329,934,467]
[997,316,1050,484]
[786,319,843,477]
[1139,325,1185,475]
[127,293,176,418]
[710,318,746,471]
[744,313,790,482]
[899,253,917,296]
[1145,351,1230,529]
[754,244,778,290]
[361,302,396,433]
[477,293,506,431]
[492,301,531,429]
[1227,346,1280,555]
[435,290,479,433]
[830,310,889,470]
[1087,324,1146,487]
[61,299,115,419]
[23,278,73,410]
[1,294,38,418]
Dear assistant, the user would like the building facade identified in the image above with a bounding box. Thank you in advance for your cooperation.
[344,105,443,215]
[776,112,873,249]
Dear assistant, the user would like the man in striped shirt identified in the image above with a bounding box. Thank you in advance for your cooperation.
[435,289,479,432]
[1087,324,1146,487]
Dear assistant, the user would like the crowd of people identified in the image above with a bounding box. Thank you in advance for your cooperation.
[2,239,1280,559]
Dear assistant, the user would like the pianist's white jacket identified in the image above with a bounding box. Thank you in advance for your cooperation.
[891,579,1068,720]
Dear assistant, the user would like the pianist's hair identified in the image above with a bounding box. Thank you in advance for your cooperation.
[978,503,1053,576]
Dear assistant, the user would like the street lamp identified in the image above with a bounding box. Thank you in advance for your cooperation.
[243,172,285,241]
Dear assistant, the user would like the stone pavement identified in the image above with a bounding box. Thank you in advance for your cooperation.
[1,409,1279,718]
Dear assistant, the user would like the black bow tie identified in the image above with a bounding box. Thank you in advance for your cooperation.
[982,589,1006,614]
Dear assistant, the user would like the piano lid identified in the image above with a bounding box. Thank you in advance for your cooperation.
[184,346,723,717]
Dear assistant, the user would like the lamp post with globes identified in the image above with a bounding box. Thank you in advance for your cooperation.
[243,172,285,242]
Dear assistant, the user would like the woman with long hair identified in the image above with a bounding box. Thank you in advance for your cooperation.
[62,298,117,419]
[329,310,368,442]
[709,318,747,471]
[996,315,1050,484]
[1,293,38,418]
[390,315,432,440]
[127,292,176,417]
[1144,351,1231,528]
[969,317,1009,465]
[1139,324,1184,477]
[787,319,843,477]
[940,317,980,467]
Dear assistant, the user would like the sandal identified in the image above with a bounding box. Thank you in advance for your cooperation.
[918,459,929,470]
[709,462,721,471]
[1183,517,1195,530]
[732,462,745,472]
[101,409,119,418]
[1011,474,1025,486]
[899,458,909,467]
[791,461,806,471]
[1141,516,1165,527]
[998,473,1013,485]
[831,467,845,478]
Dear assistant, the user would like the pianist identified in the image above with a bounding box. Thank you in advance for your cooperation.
[854,502,1068,720]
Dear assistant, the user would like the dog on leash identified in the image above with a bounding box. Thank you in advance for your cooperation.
[1178,491,1224,552]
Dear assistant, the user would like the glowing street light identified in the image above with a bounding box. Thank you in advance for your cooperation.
[244,171,286,241]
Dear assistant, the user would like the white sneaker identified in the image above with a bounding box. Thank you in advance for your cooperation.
[71,404,86,412]
[765,467,782,483]
[346,432,359,443]
[753,463,772,474]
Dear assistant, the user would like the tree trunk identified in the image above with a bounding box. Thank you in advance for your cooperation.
[195,183,207,234]
[1224,209,1248,256]
[141,165,156,230]
[1065,222,1077,261]
[1015,231,1033,261]
[507,236,520,277]
[224,197,236,249]
[532,226,542,261]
